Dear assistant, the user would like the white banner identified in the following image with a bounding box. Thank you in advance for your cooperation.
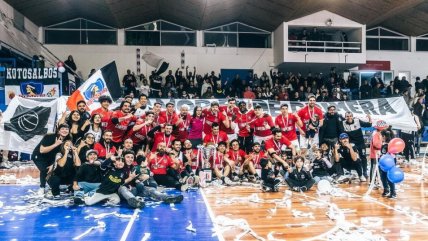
[0,96,58,153]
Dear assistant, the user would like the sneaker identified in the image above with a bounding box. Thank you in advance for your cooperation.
[37,187,46,196]
[359,176,367,182]
[241,176,249,182]
[232,175,240,182]
[223,176,234,186]
[337,175,350,184]
[181,183,189,192]
[164,195,184,204]
[300,186,308,192]
[292,186,301,192]
[261,183,272,192]
[128,197,144,209]
[0,161,12,169]
[73,197,84,205]
[387,193,397,199]
[382,190,390,197]
[186,176,194,186]
[46,195,61,200]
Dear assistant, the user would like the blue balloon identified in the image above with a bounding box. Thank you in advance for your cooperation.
[379,154,395,172]
[387,167,404,183]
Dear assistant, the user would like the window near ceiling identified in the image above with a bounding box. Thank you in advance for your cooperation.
[416,33,428,51]
[44,18,117,45]
[203,22,271,48]
[366,27,409,51]
[125,20,196,46]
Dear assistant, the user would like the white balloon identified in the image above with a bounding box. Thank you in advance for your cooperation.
[58,66,66,73]
[317,179,332,194]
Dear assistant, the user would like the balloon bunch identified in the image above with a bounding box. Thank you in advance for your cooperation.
[378,138,405,183]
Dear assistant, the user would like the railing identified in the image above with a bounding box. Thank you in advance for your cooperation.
[288,40,362,53]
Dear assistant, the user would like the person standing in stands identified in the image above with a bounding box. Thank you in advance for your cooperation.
[33,124,71,195]
[341,112,372,179]
[123,69,137,96]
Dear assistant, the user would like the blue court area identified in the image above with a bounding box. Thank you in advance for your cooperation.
[0,185,218,241]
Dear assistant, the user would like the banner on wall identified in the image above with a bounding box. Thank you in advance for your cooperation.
[4,67,60,104]
[106,97,416,132]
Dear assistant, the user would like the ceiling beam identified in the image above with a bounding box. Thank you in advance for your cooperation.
[367,0,425,27]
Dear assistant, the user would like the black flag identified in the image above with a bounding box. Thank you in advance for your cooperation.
[5,105,51,141]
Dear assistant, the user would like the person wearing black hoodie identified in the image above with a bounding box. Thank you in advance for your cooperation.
[319,105,342,148]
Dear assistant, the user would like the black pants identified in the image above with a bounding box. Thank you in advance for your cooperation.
[380,169,395,194]
[285,178,315,190]
[153,174,182,190]
[356,144,368,177]
[238,136,253,153]
[48,175,73,196]
[33,158,52,188]
[401,132,415,160]
[339,158,363,177]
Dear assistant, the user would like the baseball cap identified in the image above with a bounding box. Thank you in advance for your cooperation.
[57,123,70,130]
[339,133,349,140]
[86,149,98,157]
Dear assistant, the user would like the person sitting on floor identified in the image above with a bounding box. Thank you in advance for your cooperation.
[285,156,315,192]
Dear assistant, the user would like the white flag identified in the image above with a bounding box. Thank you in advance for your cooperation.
[0,96,58,153]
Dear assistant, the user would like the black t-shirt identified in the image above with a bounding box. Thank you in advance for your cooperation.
[53,153,77,179]
[289,168,312,182]
[33,134,62,165]
[338,145,359,162]
[312,158,329,177]
[96,168,127,195]
[75,163,102,183]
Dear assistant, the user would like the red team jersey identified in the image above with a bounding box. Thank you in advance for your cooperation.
[91,107,112,129]
[226,149,246,165]
[248,151,265,169]
[148,153,174,175]
[297,105,324,132]
[209,152,226,170]
[126,119,154,144]
[202,109,227,135]
[93,143,117,159]
[219,106,238,134]
[275,113,298,141]
[151,132,176,152]
[106,111,138,143]
[158,111,179,125]
[250,114,274,137]
[264,136,292,154]
[235,110,256,137]
[173,113,191,142]
[203,131,229,146]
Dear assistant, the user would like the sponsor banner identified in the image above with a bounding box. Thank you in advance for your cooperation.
[4,67,60,104]
[108,97,416,132]
[0,96,58,153]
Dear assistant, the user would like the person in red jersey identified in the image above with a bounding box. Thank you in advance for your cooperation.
[126,111,155,153]
[246,142,264,180]
[209,141,235,186]
[219,98,239,140]
[106,101,137,147]
[202,101,229,135]
[297,94,324,151]
[174,104,192,142]
[94,130,117,160]
[250,105,274,144]
[226,139,249,181]
[203,123,229,146]
[275,103,303,151]
[235,101,255,152]
[159,102,179,126]
[147,142,188,191]
[91,95,112,129]
[148,123,176,152]
[264,128,296,175]
[133,93,150,117]
[140,102,162,126]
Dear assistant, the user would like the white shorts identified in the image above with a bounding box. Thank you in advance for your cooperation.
[254,135,272,144]
[227,133,238,141]
[299,133,319,149]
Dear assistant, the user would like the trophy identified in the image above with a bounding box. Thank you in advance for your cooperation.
[197,145,216,186]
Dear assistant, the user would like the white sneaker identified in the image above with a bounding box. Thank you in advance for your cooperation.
[359,176,367,182]
[223,176,234,186]
[37,187,45,196]
[0,161,12,169]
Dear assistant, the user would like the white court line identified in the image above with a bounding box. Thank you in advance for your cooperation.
[120,208,140,241]
[200,188,225,241]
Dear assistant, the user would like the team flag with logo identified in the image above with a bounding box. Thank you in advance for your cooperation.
[66,61,120,111]
[0,96,58,153]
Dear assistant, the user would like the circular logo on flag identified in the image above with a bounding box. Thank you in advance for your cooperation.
[84,78,105,100]
[18,110,39,131]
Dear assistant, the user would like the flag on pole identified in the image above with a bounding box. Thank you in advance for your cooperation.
[66,61,120,111]
[0,96,58,153]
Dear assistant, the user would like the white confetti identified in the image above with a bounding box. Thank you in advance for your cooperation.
[186,221,196,232]
[73,221,106,240]
[44,223,59,227]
